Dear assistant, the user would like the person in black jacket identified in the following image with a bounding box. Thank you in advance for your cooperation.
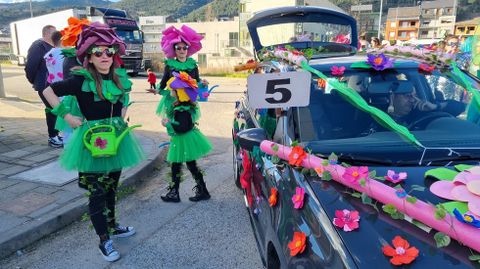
[25,25,63,148]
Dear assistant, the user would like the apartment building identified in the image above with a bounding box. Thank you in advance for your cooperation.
[385,7,420,41]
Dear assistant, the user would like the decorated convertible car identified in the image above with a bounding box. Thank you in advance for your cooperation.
[232,6,480,269]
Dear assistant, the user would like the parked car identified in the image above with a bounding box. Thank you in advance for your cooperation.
[233,6,480,269]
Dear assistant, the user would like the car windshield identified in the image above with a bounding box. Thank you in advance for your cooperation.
[295,65,480,164]
[257,21,352,48]
[115,30,142,44]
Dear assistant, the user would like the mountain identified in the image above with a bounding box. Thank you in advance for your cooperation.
[182,0,238,22]
[0,0,110,28]
[112,0,212,18]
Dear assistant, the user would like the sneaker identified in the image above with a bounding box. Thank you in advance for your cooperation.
[98,239,120,262]
[188,184,211,202]
[161,187,180,203]
[111,225,136,238]
[48,136,63,148]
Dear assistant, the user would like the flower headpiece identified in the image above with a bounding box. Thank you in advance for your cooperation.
[60,17,91,47]
[75,22,126,67]
[161,25,203,59]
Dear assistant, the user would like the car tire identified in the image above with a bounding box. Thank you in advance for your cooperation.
[267,243,281,269]
[233,144,242,189]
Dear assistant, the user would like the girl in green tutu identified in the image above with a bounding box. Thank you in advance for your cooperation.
[41,22,145,262]
[150,25,212,203]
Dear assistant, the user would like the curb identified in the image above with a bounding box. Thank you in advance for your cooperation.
[0,137,168,260]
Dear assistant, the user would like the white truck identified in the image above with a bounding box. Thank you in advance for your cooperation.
[10,7,144,75]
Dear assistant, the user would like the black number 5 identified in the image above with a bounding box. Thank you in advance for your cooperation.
[265,79,292,104]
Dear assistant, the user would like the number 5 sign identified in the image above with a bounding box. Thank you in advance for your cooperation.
[247,71,311,109]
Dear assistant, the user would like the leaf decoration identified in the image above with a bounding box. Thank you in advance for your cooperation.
[424,167,458,181]
[434,232,451,248]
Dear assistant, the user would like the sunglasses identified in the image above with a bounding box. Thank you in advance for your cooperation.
[90,47,116,58]
[447,42,459,46]
[175,45,189,51]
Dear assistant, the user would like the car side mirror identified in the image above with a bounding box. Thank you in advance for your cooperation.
[237,128,267,151]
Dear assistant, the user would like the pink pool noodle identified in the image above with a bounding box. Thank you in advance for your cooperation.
[260,140,480,253]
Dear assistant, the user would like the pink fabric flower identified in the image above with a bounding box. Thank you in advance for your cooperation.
[292,187,305,209]
[385,170,407,184]
[343,166,369,185]
[161,25,204,58]
[330,65,346,76]
[94,137,108,149]
[47,74,55,83]
[333,209,360,232]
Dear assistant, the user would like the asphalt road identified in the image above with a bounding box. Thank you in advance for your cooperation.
[0,66,262,269]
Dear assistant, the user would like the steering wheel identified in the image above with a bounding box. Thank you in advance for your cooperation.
[407,111,454,130]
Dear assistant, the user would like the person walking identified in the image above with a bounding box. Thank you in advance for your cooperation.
[25,25,63,148]
[151,25,212,203]
[147,68,157,90]
[41,22,145,262]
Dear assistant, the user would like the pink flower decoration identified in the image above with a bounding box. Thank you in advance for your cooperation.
[343,166,369,185]
[334,34,350,44]
[94,137,108,149]
[292,187,305,209]
[57,72,63,79]
[330,65,346,76]
[47,74,55,83]
[333,209,360,232]
[385,170,407,184]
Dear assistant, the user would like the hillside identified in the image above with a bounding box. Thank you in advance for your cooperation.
[113,0,212,18]
[0,0,109,28]
[182,0,238,22]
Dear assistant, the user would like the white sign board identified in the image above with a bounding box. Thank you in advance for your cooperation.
[351,4,373,12]
[247,71,311,109]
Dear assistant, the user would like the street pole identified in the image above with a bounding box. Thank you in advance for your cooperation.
[377,0,384,39]
[0,65,5,98]
[29,0,33,18]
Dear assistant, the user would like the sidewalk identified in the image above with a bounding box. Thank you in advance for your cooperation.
[0,97,164,259]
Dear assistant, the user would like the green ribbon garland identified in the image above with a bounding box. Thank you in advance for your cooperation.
[301,61,423,147]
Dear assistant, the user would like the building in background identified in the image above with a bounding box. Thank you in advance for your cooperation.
[350,4,379,39]
[385,7,420,42]
[167,17,250,72]
[139,16,166,54]
[239,0,342,52]
[455,17,480,37]
[418,0,456,39]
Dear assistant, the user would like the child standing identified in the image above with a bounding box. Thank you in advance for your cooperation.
[147,68,157,90]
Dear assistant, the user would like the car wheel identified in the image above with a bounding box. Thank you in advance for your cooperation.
[233,144,242,189]
[267,243,281,269]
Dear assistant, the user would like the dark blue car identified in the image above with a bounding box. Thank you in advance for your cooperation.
[233,6,480,269]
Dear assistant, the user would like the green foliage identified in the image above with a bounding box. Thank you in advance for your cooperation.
[322,170,332,181]
[182,0,238,22]
[435,204,447,220]
[406,196,417,204]
[434,232,451,248]
[383,204,405,220]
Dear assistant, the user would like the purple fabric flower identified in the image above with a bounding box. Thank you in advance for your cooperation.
[367,53,395,71]
[169,71,199,101]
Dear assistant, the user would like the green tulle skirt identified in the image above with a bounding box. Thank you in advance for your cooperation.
[167,128,212,163]
[55,96,83,131]
[60,117,146,173]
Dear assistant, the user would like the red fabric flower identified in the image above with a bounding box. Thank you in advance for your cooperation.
[269,187,278,207]
[382,236,419,266]
[333,209,360,232]
[239,150,263,207]
[419,63,435,73]
[330,65,346,76]
[343,166,369,185]
[288,231,307,256]
[288,146,307,166]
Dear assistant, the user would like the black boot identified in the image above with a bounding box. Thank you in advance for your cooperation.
[161,187,180,203]
[189,182,210,202]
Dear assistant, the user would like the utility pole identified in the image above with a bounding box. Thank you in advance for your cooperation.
[29,0,33,18]
[377,0,384,39]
